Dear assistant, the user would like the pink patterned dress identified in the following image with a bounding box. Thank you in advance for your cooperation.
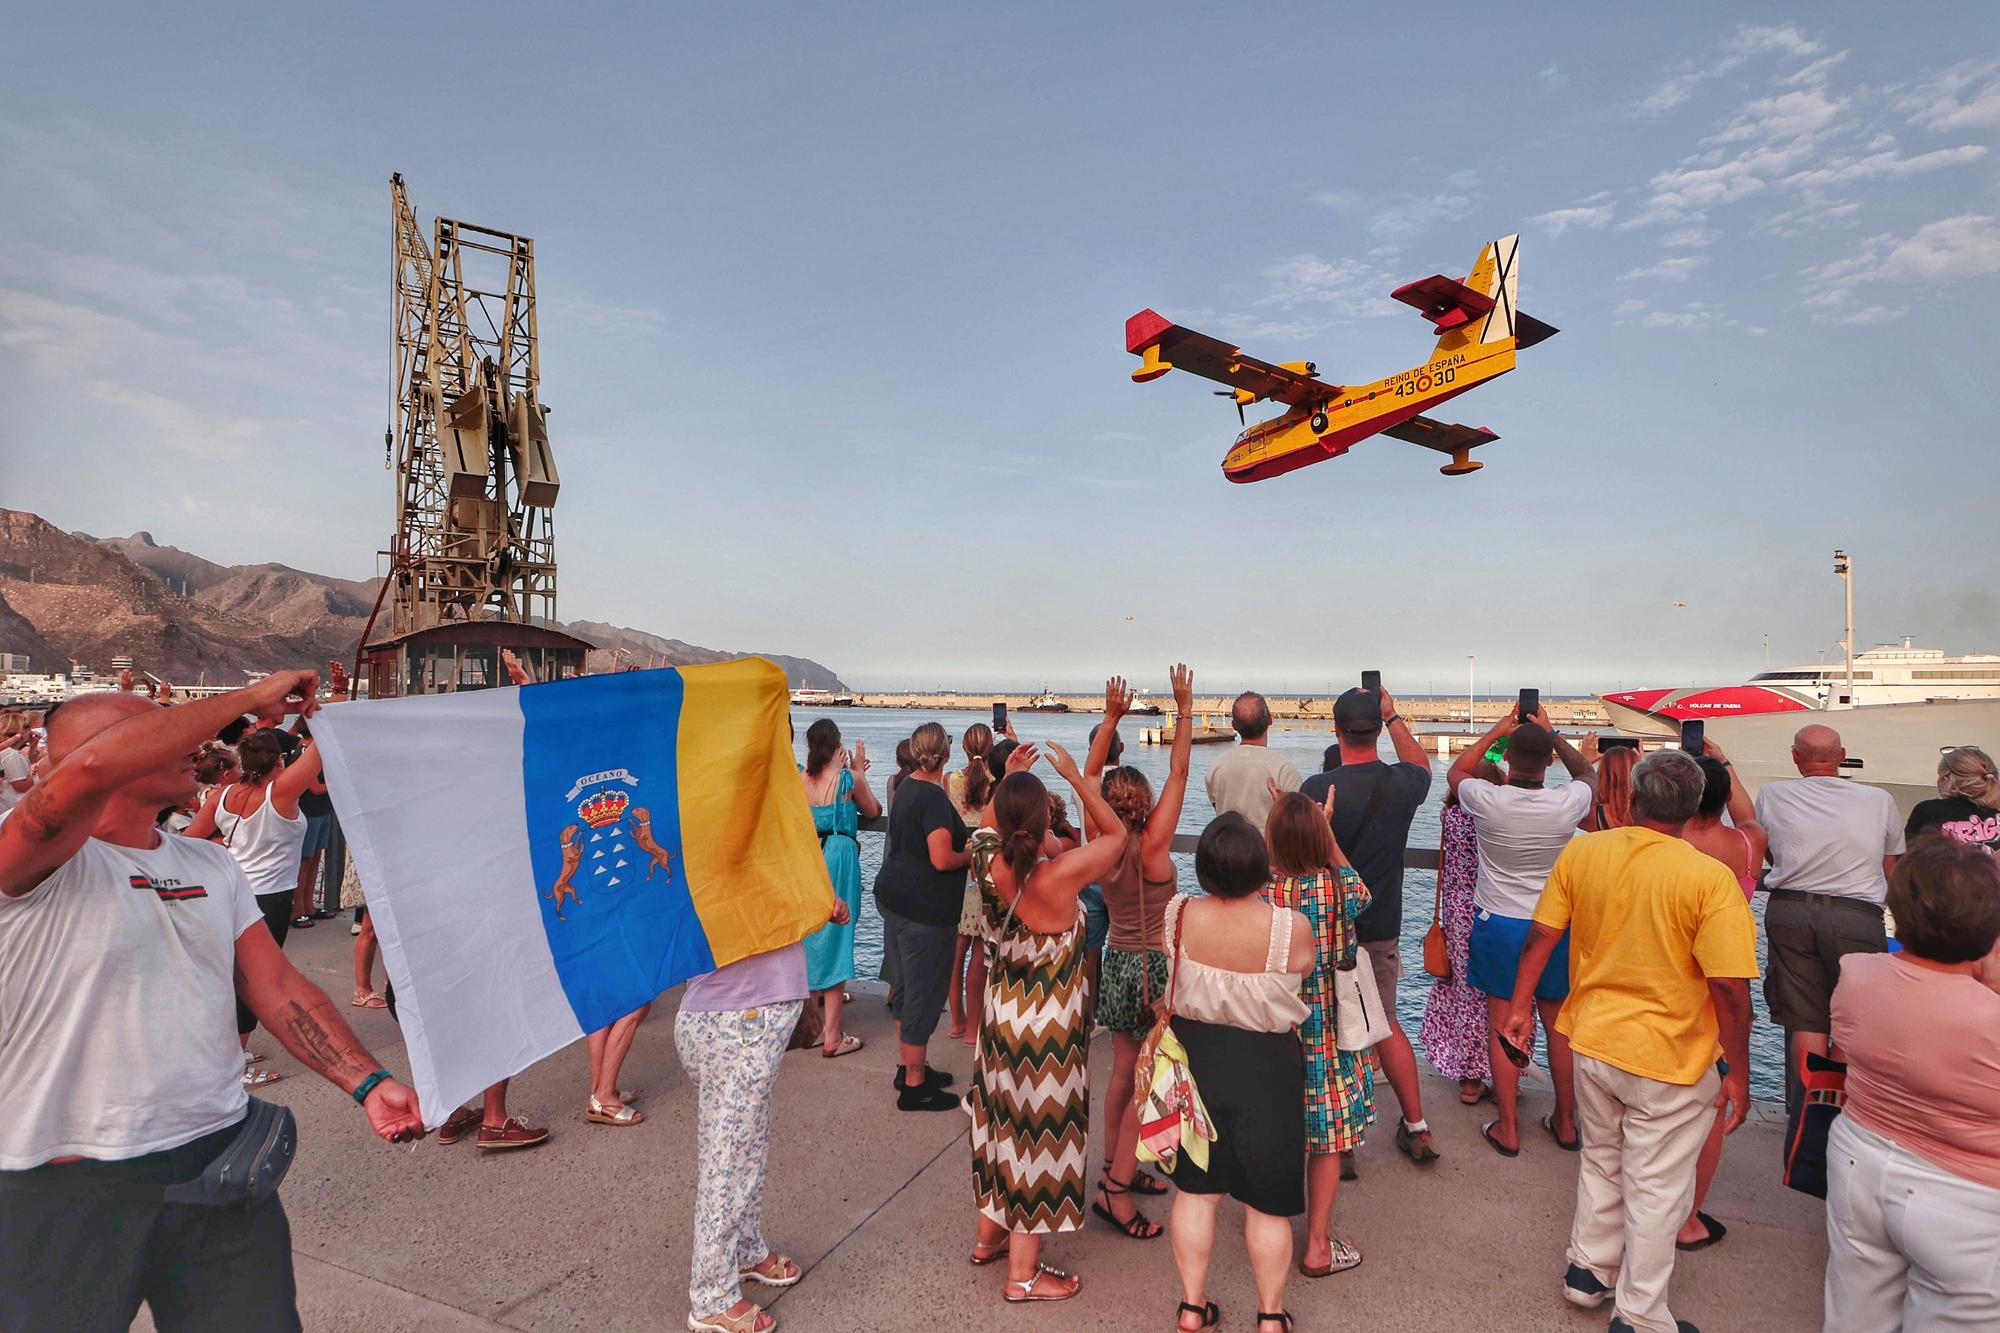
[1419,803,1491,1083]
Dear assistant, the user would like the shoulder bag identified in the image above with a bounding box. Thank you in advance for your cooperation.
[1422,817,1450,979]
[1134,898,1216,1170]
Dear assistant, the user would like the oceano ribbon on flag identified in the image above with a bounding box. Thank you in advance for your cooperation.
[311,658,834,1127]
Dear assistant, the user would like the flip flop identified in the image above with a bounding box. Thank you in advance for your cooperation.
[1458,1082,1492,1105]
[1676,1212,1729,1252]
[1481,1120,1520,1158]
[1541,1113,1581,1152]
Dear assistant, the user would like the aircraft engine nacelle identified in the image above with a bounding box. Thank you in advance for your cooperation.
[506,392,560,508]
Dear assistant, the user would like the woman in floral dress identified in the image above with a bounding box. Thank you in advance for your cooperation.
[1265,791,1375,1278]
[1419,761,1499,1104]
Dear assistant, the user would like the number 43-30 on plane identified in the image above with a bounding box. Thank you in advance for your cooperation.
[1126,233,1557,483]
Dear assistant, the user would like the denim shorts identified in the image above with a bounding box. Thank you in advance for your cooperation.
[1079,884,1109,954]
[299,814,333,858]
[1467,909,1570,1003]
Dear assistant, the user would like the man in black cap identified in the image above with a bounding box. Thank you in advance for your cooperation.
[1300,684,1438,1167]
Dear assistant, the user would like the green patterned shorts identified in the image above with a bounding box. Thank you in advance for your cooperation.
[1098,948,1170,1036]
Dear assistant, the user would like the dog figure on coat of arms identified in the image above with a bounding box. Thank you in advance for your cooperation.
[548,823,585,920]
[626,807,674,882]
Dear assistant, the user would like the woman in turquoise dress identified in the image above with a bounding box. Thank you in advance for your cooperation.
[801,719,881,1058]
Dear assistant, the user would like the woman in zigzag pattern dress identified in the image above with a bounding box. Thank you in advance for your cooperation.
[967,742,1131,1306]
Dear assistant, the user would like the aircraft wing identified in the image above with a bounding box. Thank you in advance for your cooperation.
[1380,414,1499,455]
[1126,309,1339,406]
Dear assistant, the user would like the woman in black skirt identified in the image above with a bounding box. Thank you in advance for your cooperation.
[1161,813,1315,1333]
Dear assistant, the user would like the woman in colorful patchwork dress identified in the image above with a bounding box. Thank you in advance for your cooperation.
[1264,790,1375,1279]
[966,743,1129,1306]
[1082,666,1197,1242]
[1419,760,1500,1107]
[800,719,881,1059]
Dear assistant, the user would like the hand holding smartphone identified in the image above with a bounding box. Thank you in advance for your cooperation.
[1680,719,1706,756]
[992,701,1007,734]
[1518,687,1540,724]
[1361,669,1381,694]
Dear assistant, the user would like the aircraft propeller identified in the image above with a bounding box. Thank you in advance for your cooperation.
[1212,389,1246,426]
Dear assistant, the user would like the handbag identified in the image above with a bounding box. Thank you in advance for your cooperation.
[1783,1050,1847,1198]
[161,1097,297,1208]
[1334,952,1393,1051]
[1422,824,1450,980]
[1134,898,1216,1171]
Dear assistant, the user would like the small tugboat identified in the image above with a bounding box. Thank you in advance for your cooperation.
[1021,688,1070,714]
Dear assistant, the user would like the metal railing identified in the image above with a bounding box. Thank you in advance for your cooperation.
[852,816,1440,871]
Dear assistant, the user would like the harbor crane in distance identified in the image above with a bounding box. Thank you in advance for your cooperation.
[356,174,589,698]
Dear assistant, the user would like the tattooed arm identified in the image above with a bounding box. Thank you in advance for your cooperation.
[234,923,427,1141]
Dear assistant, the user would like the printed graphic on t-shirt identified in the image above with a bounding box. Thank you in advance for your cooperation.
[129,873,209,902]
[1941,812,2000,853]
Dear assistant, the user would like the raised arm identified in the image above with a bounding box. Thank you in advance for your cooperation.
[1144,665,1197,861]
[183,784,224,841]
[1377,686,1427,768]
[1085,677,1131,782]
[1706,740,1768,866]
[846,741,882,819]
[1448,706,1518,797]
[0,671,317,898]
[1540,709,1595,788]
[500,648,535,687]
[1030,741,1129,902]
[269,740,326,818]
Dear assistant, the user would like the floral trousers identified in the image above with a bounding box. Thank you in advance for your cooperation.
[674,1001,801,1317]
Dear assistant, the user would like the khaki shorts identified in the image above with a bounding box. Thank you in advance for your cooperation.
[1361,939,1402,1024]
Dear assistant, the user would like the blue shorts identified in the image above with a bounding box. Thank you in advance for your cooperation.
[1468,910,1570,1003]
[1079,884,1109,954]
[300,813,333,858]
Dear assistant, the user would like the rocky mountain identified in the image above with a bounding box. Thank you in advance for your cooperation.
[0,510,848,691]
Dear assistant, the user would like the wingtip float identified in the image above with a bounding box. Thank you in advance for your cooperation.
[1127,233,1558,484]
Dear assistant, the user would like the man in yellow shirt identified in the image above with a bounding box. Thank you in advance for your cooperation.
[1500,749,1757,1333]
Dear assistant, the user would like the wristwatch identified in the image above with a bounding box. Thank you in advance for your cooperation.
[1384,714,1403,726]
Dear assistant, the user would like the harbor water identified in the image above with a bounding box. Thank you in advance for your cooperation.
[796,706,1788,1102]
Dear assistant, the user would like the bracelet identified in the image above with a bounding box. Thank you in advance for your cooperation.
[351,1069,392,1106]
[1384,714,1402,725]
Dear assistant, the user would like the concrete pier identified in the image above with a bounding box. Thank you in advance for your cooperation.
[141,915,1829,1331]
[844,693,1611,727]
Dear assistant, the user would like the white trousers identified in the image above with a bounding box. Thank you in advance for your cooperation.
[1824,1115,2000,1331]
[675,1002,801,1318]
[1567,1054,1718,1333]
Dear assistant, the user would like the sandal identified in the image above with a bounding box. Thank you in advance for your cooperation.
[1298,1234,1363,1277]
[1003,1264,1080,1303]
[739,1254,801,1288]
[1541,1113,1581,1152]
[1104,1167,1169,1197]
[687,1303,774,1332]
[1459,1081,1492,1105]
[1177,1299,1221,1329]
[242,1066,282,1087]
[1481,1120,1520,1158]
[1092,1180,1163,1239]
[243,1050,266,1066]
[587,1095,645,1126]
[822,1034,863,1059]
[1256,1313,1293,1331]
[351,990,388,1008]
[969,1238,1010,1267]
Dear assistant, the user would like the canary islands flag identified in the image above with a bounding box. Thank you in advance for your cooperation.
[311,658,833,1127]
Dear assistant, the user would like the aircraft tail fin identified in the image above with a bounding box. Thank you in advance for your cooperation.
[1432,233,1520,359]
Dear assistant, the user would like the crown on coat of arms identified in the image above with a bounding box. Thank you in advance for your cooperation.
[578,789,630,828]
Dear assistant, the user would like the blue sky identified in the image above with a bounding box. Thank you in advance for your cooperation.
[2,4,1996,693]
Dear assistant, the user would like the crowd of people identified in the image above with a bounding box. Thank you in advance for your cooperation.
[1,668,1997,1332]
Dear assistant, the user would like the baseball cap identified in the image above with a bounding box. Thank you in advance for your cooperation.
[1333,688,1382,738]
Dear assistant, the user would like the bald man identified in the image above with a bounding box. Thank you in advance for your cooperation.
[0,672,424,1332]
[1204,690,1302,834]
[1755,723,1905,1118]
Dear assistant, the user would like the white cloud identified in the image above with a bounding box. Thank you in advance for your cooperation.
[1780,52,1849,89]
[1620,256,1707,282]
[1640,303,1723,330]
[1706,88,1847,145]
[1533,203,1616,235]
[1875,213,2000,282]
[1635,24,1822,118]
[1894,59,2000,132]
[1308,176,1480,244]
[1539,63,1566,89]
[1662,223,1721,248]
[1783,143,1988,191]
[1257,255,1397,318]
[1755,200,1863,237]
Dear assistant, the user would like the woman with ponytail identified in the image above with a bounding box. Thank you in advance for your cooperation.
[948,723,998,1041]
[1082,666,1197,1242]
[1907,746,2000,854]
[966,743,1129,1306]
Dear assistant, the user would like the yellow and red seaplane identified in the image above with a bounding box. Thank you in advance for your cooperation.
[1126,234,1557,483]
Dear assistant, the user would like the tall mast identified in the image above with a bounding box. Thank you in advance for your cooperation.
[1834,548,1854,704]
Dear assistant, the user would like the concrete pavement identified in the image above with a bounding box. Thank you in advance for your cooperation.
[140,918,1827,1331]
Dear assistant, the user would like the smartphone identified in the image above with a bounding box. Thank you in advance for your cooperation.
[992,701,1007,734]
[1600,736,1640,752]
[1680,719,1706,756]
[1361,669,1382,693]
[1518,687,1539,722]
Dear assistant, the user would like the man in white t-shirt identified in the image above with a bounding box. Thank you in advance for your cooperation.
[0,673,425,1332]
[1204,691,1302,834]
[0,715,31,814]
[1755,723,1904,1117]
[1447,705,1596,1155]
